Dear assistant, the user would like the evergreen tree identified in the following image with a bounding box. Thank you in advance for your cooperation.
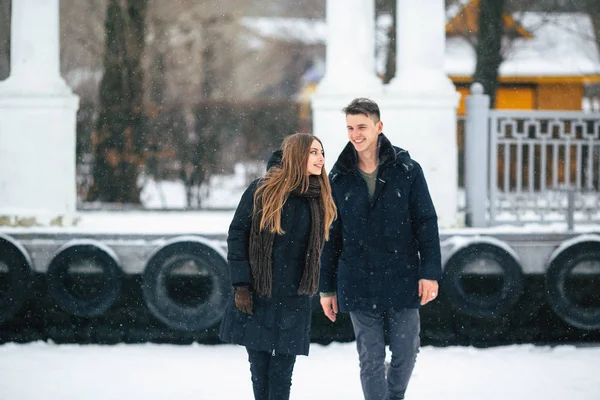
[90,0,147,203]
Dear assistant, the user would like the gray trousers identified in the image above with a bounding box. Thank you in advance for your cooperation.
[349,308,420,400]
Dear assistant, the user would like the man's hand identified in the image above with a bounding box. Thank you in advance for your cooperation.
[234,286,253,315]
[419,279,439,305]
[320,295,338,322]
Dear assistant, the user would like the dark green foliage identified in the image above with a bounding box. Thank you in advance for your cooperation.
[89,0,148,203]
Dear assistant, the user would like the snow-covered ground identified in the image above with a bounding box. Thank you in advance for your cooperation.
[2,177,597,235]
[3,207,598,236]
[0,342,598,400]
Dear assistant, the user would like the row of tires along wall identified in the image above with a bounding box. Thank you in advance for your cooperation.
[0,233,599,332]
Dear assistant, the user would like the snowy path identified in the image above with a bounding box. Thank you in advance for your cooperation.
[0,342,598,399]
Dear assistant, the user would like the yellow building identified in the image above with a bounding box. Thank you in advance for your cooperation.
[446,0,600,114]
[244,2,600,121]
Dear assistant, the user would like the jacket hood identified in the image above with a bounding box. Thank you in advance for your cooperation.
[267,150,283,171]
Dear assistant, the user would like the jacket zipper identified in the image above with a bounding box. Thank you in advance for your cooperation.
[272,298,281,356]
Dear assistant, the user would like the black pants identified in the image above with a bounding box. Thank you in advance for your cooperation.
[246,348,297,400]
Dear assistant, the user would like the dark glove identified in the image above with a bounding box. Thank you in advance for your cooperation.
[234,285,253,315]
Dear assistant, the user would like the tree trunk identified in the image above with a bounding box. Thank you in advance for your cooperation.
[0,0,10,80]
[201,28,217,99]
[90,0,148,203]
[583,0,600,54]
[473,0,505,108]
[383,0,396,84]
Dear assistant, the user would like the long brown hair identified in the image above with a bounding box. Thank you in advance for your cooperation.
[253,133,337,239]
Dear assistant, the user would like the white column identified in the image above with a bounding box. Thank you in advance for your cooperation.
[464,83,490,227]
[0,0,79,224]
[313,0,382,172]
[388,0,456,94]
[317,0,381,94]
[380,0,461,228]
[2,0,72,94]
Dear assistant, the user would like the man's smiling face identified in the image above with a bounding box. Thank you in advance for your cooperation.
[346,113,383,154]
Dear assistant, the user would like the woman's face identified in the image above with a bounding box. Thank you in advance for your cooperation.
[307,139,325,176]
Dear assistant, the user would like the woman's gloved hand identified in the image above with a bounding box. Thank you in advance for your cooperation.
[234,285,253,315]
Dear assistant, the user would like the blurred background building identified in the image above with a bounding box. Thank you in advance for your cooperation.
[1,0,599,209]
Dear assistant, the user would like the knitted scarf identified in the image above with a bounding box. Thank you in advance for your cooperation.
[249,175,324,297]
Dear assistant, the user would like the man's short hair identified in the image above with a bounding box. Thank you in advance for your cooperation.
[342,98,380,122]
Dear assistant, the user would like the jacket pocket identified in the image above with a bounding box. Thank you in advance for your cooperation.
[384,225,411,254]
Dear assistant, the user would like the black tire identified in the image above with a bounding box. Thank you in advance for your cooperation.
[47,243,123,317]
[0,236,33,324]
[142,241,229,331]
[546,245,600,330]
[442,243,524,318]
[452,314,510,345]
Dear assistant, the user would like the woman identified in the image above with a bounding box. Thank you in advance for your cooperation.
[219,133,337,400]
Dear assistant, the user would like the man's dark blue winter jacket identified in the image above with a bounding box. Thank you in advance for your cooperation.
[319,134,442,312]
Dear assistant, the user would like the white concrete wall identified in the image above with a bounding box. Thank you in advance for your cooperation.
[0,0,79,222]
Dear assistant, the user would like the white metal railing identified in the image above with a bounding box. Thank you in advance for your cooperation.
[488,111,600,225]
[463,83,600,227]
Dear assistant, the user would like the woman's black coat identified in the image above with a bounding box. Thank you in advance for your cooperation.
[219,176,314,356]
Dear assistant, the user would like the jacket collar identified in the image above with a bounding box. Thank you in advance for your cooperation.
[333,133,397,175]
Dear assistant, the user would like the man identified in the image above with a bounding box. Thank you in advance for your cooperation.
[319,98,441,400]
